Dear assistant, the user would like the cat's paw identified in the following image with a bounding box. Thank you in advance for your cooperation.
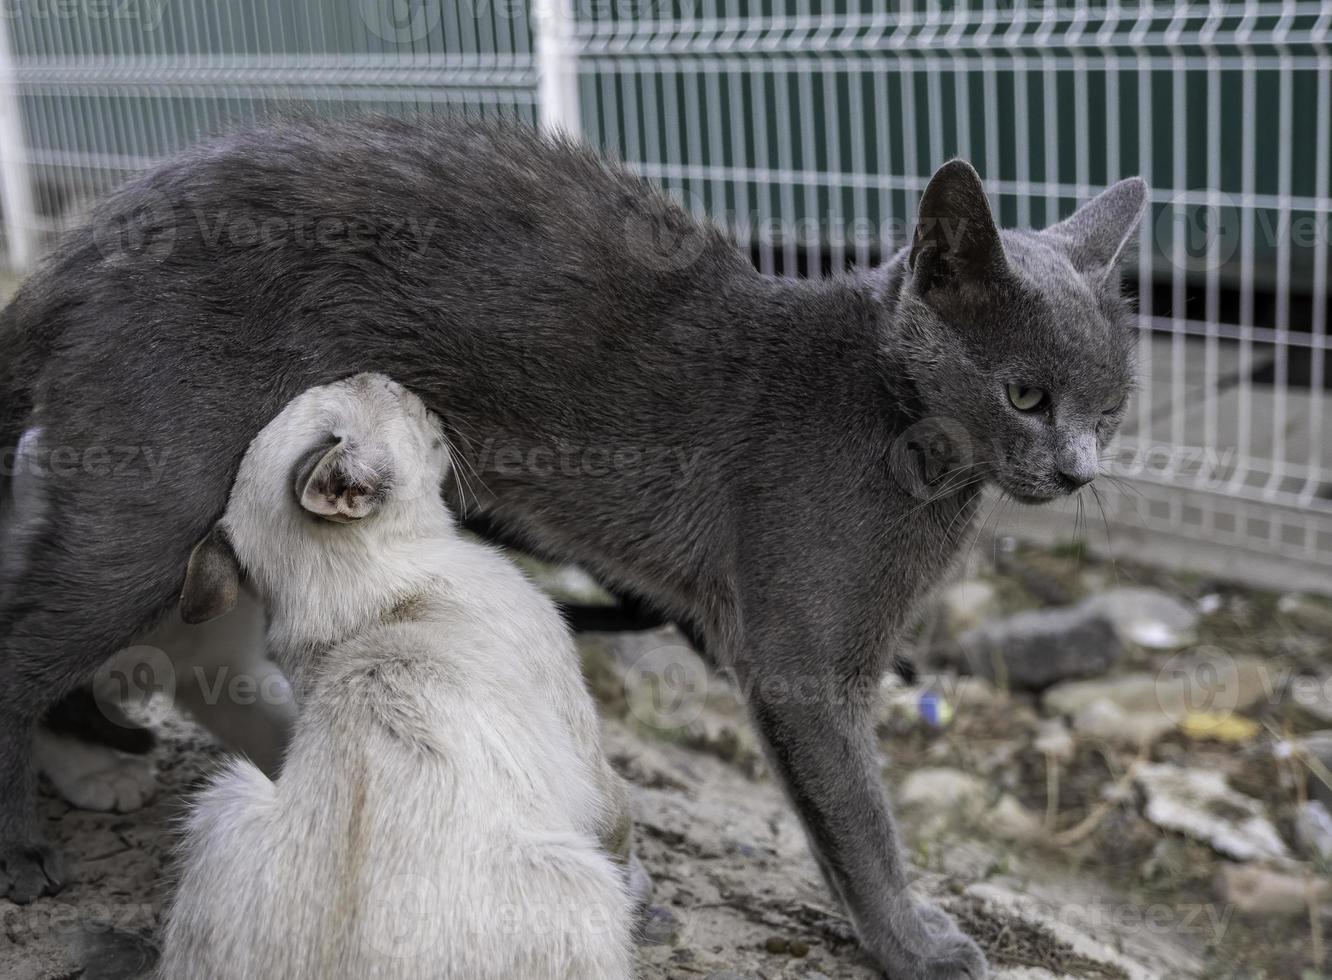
[0,838,64,903]
[879,896,989,980]
[914,927,988,980]
[33,727,158,813]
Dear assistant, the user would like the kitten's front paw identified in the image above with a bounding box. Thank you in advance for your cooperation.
[56,756,157,813]
[34,728,158,813]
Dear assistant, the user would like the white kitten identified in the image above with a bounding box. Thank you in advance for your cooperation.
[156,373,634,980]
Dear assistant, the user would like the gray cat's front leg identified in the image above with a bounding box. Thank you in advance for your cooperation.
[744,661,987,979]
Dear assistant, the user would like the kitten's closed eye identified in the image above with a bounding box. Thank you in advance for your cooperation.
[1103,396,1128,415]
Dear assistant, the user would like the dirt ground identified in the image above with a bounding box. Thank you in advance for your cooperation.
[4,543,1330,979]
[2,622,1200,980]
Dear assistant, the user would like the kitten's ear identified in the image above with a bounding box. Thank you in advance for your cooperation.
[909,159,1006,293]
[295,436,388,523]
[1046,177,1148,278]
[180,526,240,625]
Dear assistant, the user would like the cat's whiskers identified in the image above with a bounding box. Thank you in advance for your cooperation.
[961,487,1009,571]
[877,461,993,540]
[994,495,1017,566]
[1096,475,1150,530]
[1074,491,1086,557]
[940,483,988,546]
[438,420,493,519]
[1089,484,1122,588]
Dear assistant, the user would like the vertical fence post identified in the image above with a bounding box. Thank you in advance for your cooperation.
[0,8,35,272]
[535,0,581,137]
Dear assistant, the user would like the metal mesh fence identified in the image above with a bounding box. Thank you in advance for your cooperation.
[0,0,1328,588]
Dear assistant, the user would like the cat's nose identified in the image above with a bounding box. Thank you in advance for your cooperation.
[1056,435,1099,489]
[1057,465,1097,490]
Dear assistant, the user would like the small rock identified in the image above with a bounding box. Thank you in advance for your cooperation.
[1033,718,1075,763]
[639,905,680,946]
[788,939,810,957]
[1135,762,1290,862]
[1294,732,1332,809]
[1085,587,1199,649]
[764,936,789,954]
[1046,656,1271,724]
[941,579,1001,635]
[1295,800,1332,862]
[62,926,158,980]
[1283,673,1332,729]
[1279,593,1332,637]
[989,793,1041,841]
[1045,673,1159,716]
[1215,863,1331,914]
[899,767,988,811]
[950,675,1001,708]
[956,605,1121,691]
[1072,698,1174,745]
[1197,593,1224,616]
[721,835,759,859]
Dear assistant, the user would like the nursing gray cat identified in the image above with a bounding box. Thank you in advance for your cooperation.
[0,117,1145,979]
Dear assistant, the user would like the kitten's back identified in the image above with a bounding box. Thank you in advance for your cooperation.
[158,616,631,980]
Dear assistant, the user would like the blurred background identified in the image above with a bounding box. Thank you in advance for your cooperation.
[2,4,1332,979]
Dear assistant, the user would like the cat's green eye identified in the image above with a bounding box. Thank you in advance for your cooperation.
[1007,384,1046,412]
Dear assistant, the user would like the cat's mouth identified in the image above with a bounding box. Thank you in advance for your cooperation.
[994,475,1069,505]
[1006,489,1062,505]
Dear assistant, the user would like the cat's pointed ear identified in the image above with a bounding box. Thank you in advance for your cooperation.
[909,159,1006,293]
[1046,177,1148,278]
[180,526,239,625]
[295,436,389,523]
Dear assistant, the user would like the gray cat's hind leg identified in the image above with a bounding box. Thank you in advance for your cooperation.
[0,493,182,900]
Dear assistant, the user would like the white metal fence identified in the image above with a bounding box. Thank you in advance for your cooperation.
[0,1,1328,590]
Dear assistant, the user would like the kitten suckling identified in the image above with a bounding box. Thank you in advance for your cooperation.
[156,373,634,980]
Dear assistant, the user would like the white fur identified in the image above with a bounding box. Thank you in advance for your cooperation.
[157,374,634,980]
[36,594,294,811]
[32,728,158,813]
[139,596,296,777]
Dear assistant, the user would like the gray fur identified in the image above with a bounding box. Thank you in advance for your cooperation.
[0,117,1144,978]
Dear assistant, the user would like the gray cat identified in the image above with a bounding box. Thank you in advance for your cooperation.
[0,117,1145,980]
